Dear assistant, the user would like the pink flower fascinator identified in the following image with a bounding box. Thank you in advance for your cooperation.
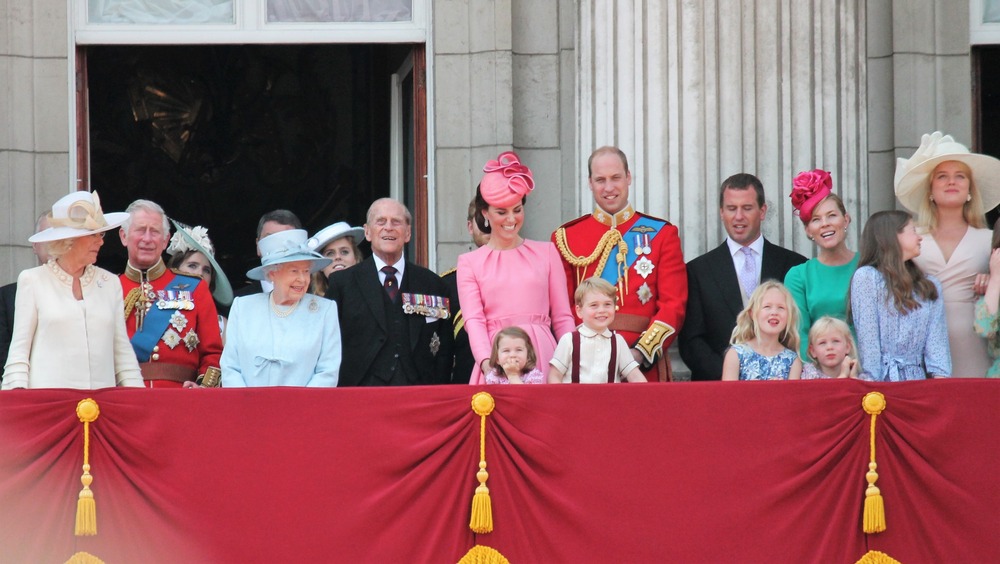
[479,151,535,208]
[790,169,833,225]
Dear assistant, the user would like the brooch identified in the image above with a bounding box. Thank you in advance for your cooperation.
[183,330,200,352]
[637,283,653,305]
[162,328,182,350]
[308,298,319,312]
[634,256,655,279]
[170,310,188,333]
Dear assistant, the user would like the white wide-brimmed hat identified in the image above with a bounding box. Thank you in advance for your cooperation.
[307,221,364,252]
[246,229,331,281]
[28,191,129,243]
[168,219,234,307]
[894,131,1000,212]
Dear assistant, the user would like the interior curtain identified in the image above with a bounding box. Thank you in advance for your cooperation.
[88,0,234,24]
[267,0,411,22]
[0,380,997,562]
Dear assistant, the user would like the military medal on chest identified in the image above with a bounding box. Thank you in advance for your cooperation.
[402,293,450,320]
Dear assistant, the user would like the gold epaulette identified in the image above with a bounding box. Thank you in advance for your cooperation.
[440,267,457,278]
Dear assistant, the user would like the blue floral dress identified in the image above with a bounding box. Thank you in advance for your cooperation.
[732,343,799,380]
[850,266,951,381]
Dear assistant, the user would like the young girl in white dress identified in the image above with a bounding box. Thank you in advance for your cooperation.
[722,281,803,381]
[802,316,858,379]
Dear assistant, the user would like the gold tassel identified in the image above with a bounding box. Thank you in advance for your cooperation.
[65,551,106,564]
[457,544,510,564]
[469,392,495,534]
[75,399,100,536]
[861,392,886,534]
[854,549,901,564]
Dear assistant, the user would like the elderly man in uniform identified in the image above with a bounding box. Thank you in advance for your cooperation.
[119,199,223,388]
[552,146,687,381]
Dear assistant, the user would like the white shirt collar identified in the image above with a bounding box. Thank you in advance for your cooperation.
[578,325,613,339]
[725,235,764,258]
[373,253,406,279]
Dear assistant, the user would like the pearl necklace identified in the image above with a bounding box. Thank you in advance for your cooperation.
[270,294,300,318]
[47,260,96,287]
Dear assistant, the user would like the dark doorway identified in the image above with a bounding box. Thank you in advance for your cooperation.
[974,45,1000,225]
[84,43,415,287]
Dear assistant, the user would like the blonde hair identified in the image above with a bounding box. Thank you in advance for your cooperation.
[574,276,617,306]
[488,326,537,375]
[45,238,74,259]
[729,280,801,352]
[915,160,988,231]
[806,316,856,362]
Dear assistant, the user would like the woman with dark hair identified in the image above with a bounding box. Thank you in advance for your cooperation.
[849,210,950,381]
[457,151,576,384]
[894,131,1000,376]
[784,169,858,360]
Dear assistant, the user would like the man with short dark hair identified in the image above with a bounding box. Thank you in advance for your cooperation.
[233,209,302,297]
[679,173,806,380]
[327,198,453,385]
[552,146,687,381]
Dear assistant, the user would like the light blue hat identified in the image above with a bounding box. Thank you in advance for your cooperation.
[246,229,331,281]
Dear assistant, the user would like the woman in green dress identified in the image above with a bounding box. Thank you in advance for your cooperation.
[784,169,859,361]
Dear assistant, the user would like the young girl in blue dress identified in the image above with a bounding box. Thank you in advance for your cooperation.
[722,280,803,381]
[849,210,951,381]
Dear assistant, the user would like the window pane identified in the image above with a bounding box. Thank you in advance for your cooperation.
[267,0,411,22]
[89,0,234,24]
[986,0,1000,23]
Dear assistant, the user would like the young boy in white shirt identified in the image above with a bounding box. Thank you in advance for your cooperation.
[548,277,647,383]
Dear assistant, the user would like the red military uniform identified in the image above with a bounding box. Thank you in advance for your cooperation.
[552,204,687,381]
[121,259,223,388]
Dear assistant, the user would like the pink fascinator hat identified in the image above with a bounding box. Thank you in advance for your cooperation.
[479,151,535,207]
[790,169,833,225]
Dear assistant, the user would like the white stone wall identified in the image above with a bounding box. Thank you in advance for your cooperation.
[432,0,576,271]
[577,0,869,261]
[868,0,973,214]
[0,0,70,283]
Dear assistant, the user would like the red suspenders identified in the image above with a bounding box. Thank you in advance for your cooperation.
[570,330,618,383]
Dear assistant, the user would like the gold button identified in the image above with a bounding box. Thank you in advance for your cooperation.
[151,353,160,361]
[153,345,159,353]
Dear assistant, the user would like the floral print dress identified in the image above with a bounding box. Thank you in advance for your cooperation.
[731,343,799,380]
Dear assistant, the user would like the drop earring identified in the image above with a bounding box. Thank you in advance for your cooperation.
[967,194,972,202]
[484,218,490,227]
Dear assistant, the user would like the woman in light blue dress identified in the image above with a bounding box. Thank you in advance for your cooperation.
[221,229,341,387]
[850,211,951,381]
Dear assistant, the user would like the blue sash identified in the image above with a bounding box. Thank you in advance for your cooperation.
[130,274,201,362]
[597,216,667,285]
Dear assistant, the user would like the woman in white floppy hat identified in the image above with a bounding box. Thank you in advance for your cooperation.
[894,131,1000,377]
[220,229,341,387]
[2,191,143,389]
[306,221,364,296]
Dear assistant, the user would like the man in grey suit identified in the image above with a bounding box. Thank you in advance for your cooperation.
[679,173,806,380]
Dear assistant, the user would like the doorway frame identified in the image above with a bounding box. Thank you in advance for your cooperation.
[67,1,436,266]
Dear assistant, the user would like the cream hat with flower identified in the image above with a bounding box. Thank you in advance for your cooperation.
[894,131,1000,212]
[29,191,128,243]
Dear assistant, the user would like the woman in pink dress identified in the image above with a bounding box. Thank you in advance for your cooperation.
[457,151,576,384]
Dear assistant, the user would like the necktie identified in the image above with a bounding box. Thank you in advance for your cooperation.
[382,265,399,300]
[739,246,757,297]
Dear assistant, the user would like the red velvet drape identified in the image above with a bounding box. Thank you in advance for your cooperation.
[0,380,997,563]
